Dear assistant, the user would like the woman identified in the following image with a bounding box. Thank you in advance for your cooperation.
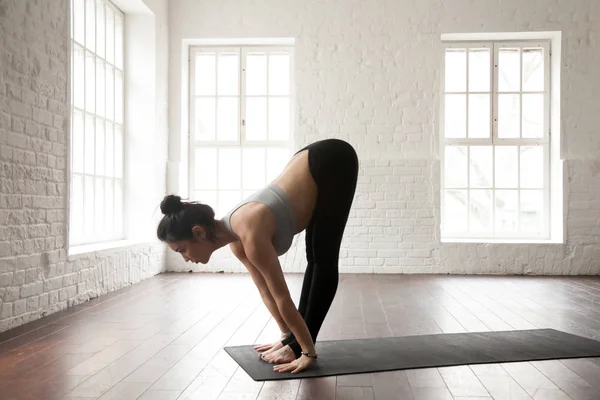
[156,138,359,374]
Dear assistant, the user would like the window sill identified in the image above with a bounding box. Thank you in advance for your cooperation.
[441,237,564,244]
[68,239,154,257]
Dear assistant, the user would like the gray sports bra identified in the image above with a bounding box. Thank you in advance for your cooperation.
[221,183,297,256]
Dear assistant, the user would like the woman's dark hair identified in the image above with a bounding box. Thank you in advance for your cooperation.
[156,194,217,242]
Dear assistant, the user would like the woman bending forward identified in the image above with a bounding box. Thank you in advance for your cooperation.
[156,138,359,374]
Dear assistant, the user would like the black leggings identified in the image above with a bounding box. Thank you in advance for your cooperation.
[282,138,359,358]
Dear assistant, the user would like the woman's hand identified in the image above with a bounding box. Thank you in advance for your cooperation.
[273,354,316,374]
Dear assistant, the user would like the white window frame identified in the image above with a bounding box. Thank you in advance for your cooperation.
[188,44,295,217]
[68,0,125,248]
[440,39,552,242]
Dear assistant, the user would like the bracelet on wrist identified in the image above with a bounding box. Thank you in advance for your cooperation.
[301,351,318,359]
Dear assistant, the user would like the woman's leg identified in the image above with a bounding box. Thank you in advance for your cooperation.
[297,220,316,319]
[284,141,359,358]
[280,219,315,347]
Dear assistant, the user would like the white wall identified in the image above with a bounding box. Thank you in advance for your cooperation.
[0,0,170,333]
[167,0,600,275]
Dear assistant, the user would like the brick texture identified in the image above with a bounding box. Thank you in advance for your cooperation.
[167,0,600,275]
[0,0,168,333]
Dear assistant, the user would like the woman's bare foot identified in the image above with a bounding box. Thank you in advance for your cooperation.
[255,339,283,353]
[259,345,296,364]
[254,331,291,352]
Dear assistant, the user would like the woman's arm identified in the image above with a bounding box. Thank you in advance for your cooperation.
[233,249,290,335]
[244,235,316,357]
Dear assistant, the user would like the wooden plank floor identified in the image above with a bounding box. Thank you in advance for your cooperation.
[1,273,600,400]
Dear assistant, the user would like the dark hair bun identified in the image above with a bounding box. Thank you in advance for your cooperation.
[160,194,184,215]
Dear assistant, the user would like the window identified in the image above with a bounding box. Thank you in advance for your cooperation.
[69,0,124,246]
[440,41,550,241]
[189,46,294,217]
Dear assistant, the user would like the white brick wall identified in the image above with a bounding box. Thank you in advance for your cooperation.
[168,0,600,275]
[0,0,169,333]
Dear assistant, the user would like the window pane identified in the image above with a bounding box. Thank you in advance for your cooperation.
[115,179,123,237]
[246,53,267,95]
[520,146,544,189]
[468,48,490,92]
[95,119,105,176]
[445,49,466,93]
[194,147,217,189]
[218,191,242,219]
[269,54,290,95]
[498,94,520,138]
[522,94,544,138]
[96,60,105,118]
[269,98,290,140]
[95,177,104,239]
[105,7,114,65]
[495,146,518,188]
[217,53,239,96]
[217,97,238,141]
[96,0,105,59]
[194,191,217,209]
[85,52,95,113]
[444,146,467,188]
[468,94,490,138]
[71,174,84,241]
[115,70,123,124]
[72,110,84,173]
[498,48,520,92]
[115,14,123,70]
[84,114,95,174]
[469,190,492,233]
[74,45,85,109]
[444,190,467,233]
[242,148,266,189]
[522,48,544,92]
[106,66,114,121]
[245,97,267,141]
[195,98,216,141]
[218,148,241,189]
[444,94,466,138]
[195,53,216,96]
[520,190,543,232]
[73,0,85,45]
[114,124,123,179]
[105,122,114,176]
[84,175,94,240]
[494,190,518,233]
[104,179,114,237]
[85,0,95,52]
[469,146,492,188]
[266,148,290,182]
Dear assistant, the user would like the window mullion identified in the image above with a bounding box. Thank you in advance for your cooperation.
[266,49,270,141]
[466,146,470,232]
[189,53,196,203]
[492,43,499,145]
[214,52,219,143]
[544,42,551,238]
[516,44,524,236]
[240,47,246,145]
[238,46,244,201]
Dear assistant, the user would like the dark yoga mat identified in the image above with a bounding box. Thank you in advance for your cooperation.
[224,329,600,381]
